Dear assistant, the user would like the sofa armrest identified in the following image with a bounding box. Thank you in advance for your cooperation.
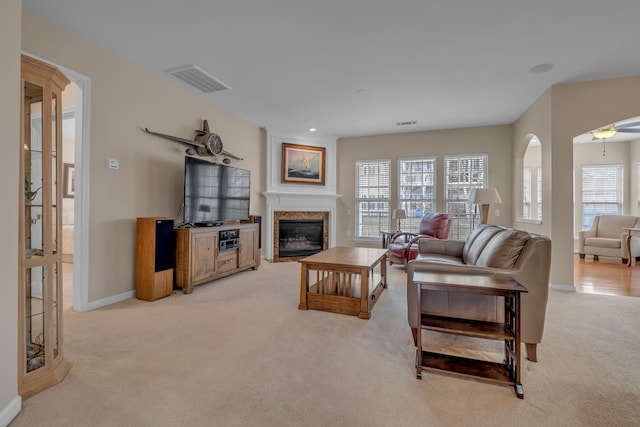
[389,231,416,244]
[407,260,496,276]
[417,238,464,258]
[578,229,595,253]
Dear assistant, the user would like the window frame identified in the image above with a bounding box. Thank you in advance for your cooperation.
[581,164,623,231]
[443,153,488,240]
[354,159,391,240]
[397,157,437,233]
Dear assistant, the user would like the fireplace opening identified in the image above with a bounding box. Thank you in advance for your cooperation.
[278,219,323,258]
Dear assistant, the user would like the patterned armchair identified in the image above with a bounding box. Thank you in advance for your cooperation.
[387,212,451,265]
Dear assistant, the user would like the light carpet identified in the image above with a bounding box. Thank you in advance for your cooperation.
[11,260,640,427]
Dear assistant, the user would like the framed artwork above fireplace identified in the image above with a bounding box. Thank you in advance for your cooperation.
[281,142,326,185]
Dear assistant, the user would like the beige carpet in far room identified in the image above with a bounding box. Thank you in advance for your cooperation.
[11,260,640,427]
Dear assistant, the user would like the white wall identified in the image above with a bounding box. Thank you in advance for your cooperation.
[0,2,22,425]
[21,10,265,305]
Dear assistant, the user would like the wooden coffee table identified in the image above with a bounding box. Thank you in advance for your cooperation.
[298,247,387,319]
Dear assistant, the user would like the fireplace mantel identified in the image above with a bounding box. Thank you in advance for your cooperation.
[262,191,342,206]
[261,191,342,261]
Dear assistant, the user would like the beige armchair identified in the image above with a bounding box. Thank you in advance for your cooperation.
[406,225,551,362]
[579,215,640,263]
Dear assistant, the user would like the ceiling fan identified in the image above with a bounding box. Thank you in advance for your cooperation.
[591,120,640,156]
[591,121,640,140]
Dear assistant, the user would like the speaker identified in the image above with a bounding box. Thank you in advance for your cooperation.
[155,219,175,272]
[136,217,175,301]
[250,215,262,249]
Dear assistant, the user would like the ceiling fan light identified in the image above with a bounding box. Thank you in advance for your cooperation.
[592,128,616,139]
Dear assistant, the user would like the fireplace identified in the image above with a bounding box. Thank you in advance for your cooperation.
[278,219,323,258]
[273,211,329,262]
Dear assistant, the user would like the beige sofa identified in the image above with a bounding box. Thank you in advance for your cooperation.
[406,224,551,362]
[578,215,640,263]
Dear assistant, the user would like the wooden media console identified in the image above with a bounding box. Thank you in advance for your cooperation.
[175,223,260,294]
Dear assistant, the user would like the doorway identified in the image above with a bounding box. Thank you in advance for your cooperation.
[57,62,90,312]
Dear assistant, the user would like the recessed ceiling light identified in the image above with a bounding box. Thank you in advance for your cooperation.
[528,63,554,74]
[308,127,316,132]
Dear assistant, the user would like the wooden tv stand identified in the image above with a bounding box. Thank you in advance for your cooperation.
[175,223,260,294]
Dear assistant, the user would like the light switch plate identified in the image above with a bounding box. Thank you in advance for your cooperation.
[106,158,119,170]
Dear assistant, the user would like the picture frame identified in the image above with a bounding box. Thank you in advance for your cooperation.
[281,142,326,185]
[63,163,75,198]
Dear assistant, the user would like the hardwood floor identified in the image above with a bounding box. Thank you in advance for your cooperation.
[574,254,639,297]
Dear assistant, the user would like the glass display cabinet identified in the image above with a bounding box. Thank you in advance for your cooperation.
[19,54,71,398]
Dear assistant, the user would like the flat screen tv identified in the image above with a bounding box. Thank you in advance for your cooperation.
[183,156,250,225]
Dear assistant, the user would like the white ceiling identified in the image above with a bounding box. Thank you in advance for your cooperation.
[23,0,640,138]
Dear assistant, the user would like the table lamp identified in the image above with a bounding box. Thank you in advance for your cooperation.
[468,188,502,224]
[392,208,407,231]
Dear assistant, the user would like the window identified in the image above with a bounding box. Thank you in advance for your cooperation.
[581,164,623,230]
[523,167,531,219]
[355,160,390,239]
[398,157,436,232]
[522,137,541,221]
[637,162,640,214]
[536,167,542,220]
[444,154,487,240]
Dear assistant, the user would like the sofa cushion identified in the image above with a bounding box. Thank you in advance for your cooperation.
[584,237,621,249]
[414,253,465,265]
[597,216,638,238]
[463,226,502,265]
[475,229,530,268]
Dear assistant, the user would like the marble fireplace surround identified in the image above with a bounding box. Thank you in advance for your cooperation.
[262,192,340,261]
[272,210,329,262]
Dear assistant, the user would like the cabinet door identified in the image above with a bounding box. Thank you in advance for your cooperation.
[239,226,259,268]
[191,231,217,282]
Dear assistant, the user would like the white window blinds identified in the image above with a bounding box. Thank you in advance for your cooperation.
[581,164,623,230]
[398,157,436,232]
[355,160,390,238]
[444,154,488,240]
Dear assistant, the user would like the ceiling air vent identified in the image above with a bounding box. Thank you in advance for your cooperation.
[396,120,417,126]
[164,64,231,93]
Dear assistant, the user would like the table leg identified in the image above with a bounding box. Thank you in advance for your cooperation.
[298,263,309,310]
[359,267,370,319]
[626,234,632,268]
[381,254,387,288]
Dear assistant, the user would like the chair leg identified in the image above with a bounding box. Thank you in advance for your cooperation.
[411,328,417,346]
[525,343,537,362]
[622,258,628,264]
[579,253,585,259]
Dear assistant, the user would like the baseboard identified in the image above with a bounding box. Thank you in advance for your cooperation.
[550,283,576,292]
[0,395,22,427]
[86,290,135,311]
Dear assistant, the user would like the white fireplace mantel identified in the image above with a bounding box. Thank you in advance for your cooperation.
[261,129,340,260]
[262,191,342,260]
[262,191,342,207]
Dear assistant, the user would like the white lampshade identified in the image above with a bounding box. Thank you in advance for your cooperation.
[392,209,407,220]
[468,188,502,205]
[468,188,501,225]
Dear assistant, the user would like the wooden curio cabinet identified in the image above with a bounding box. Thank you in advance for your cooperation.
[18,55,72,398]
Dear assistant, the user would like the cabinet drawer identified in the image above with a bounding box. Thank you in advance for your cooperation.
[217,250,238,273]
